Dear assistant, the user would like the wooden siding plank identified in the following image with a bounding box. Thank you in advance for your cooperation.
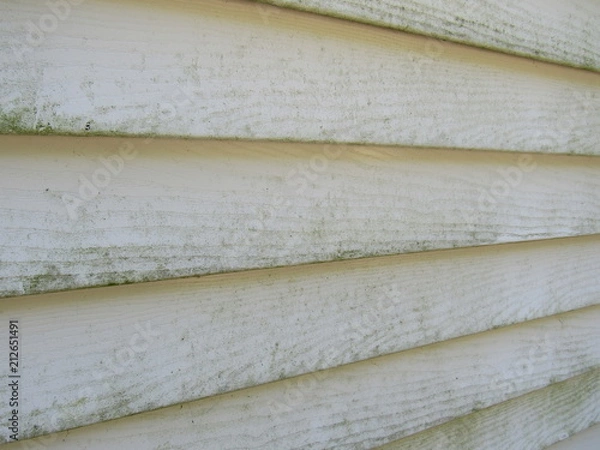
[254,0,600,72]
[546,423,600,450]
[377,369,600,450]
[0,0,599,154]
[3,307,599,447]
[2,136,600,297]
[0,236,599,440]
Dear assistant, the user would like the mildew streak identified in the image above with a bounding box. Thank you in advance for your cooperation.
[257,0,600,71]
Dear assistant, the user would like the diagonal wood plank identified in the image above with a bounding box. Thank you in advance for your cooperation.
[2,136,600,297]
[254,0,600,71]
[0,0,599,153]
[3,306,599,447]
[0,236,598,440]
[377,369,600,450]
[3,135,600,297]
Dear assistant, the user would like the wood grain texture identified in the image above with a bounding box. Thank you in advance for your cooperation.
[3,306,599,447]
[547,423,600,450]
[1,0,599,154]
[255,0,600,71]
[2,136,600,297]
[377,369,600,450]
[1,236,599,440]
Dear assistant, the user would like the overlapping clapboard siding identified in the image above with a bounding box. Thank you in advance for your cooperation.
[255,0,600,71]
[0,0,599,154]
[0,236,598,440]
[1,0,599,448]
[4,307,600,449]
[2,136,600,297]
[378,369,600,450]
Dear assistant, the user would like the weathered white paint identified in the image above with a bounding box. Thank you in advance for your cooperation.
[2,136,600,297]
[0,236,598,440]
[547,423,600,450]
[1,0,598,446]
[378,369,600,450]
[4,306,599,447]
[0,0,599,154]
[255,0,600,71]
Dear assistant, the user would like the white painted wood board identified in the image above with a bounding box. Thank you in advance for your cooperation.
[0,236,598,440]
[547,423,600,450]
[0,0,599,154]
[2,136,600,297]
[254,0,600,71]
[377,369,600,450]
[2,306,599,447]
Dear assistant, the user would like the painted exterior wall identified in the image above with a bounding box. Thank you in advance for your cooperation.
[0,0,598,448]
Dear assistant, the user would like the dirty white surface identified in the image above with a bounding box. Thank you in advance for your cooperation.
[258,0,600,71]
[0,0,599,447]
[379,370,600,450]
[1,136,600,297]
[6,307,600,448]
[0,0,599,154]
[0,236,598,441]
